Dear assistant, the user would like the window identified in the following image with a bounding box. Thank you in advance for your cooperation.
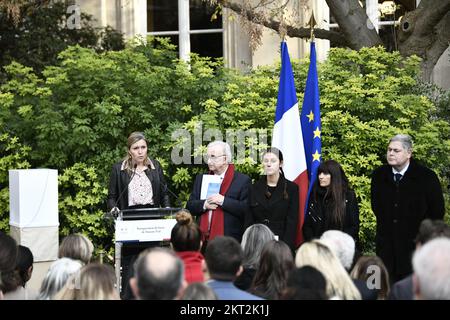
[147,0,223,60]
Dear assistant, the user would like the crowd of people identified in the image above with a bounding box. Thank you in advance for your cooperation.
[0,132,448,300]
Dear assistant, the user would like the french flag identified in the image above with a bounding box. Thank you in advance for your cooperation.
[272,42,309,247]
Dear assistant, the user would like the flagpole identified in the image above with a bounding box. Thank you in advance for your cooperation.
[307,11,316,42]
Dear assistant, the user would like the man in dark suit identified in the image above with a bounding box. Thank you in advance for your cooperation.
[186,141,251,243]
[371,134,445,282]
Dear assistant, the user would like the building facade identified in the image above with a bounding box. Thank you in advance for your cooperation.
[76,0,449,88]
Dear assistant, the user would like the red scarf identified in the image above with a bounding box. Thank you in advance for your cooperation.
[199,164,235,242]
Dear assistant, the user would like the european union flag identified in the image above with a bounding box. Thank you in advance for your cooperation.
[300,41,322,215]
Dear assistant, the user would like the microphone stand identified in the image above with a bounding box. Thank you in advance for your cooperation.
[164,183,183,208]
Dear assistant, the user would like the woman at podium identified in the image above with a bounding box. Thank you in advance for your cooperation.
[107,131,170,212]
[107,131,171,299]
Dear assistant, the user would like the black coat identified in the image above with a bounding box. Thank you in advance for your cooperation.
[371,159,445,279]
[302,188,360,243]
[186,171,251,242]
[107,158,170,210]
[245,176,299,251]
[388,275,413,300]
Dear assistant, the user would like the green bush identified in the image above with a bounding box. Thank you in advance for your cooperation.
[0,132,31,231]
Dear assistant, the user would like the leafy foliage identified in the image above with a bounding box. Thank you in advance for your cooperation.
[58,163,109,249]
[0,1,124,80]
[0,132,31,231]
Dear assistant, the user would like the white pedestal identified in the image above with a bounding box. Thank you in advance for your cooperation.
[10,225,59,262]
[9,169,59,228]
[9,169,59,262]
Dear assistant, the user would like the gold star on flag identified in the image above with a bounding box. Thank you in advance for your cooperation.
[313,127,321,138]
[306,111,314,122]
[312,150,321,162]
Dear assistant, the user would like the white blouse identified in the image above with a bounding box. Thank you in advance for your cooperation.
[128,167,154,206]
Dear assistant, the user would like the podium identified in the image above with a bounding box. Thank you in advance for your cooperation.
[114,207,180,296]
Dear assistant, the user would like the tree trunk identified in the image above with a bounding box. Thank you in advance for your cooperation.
[325,0,382,49]
[397,0,450,81]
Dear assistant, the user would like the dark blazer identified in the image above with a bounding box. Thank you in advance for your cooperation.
[234,267,256,291]
[186,170,251,242]
[371,159,445,279]
[388,275,413,300]
[302,188,360,243]
[107,158,170,210]
[245,175,299,251]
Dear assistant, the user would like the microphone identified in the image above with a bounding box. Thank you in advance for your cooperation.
[163,183,183,208]
[109,163,138,218]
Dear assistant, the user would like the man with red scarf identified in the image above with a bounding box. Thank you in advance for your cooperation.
[186,141,251,244]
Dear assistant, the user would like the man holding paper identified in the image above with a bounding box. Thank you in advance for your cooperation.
[186,141,251,244]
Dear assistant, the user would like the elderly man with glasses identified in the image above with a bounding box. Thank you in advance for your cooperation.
[186,141,251,248]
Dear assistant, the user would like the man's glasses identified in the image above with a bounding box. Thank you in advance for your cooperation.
[206,154,226,162]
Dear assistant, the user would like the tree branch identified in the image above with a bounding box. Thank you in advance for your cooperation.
[220,0,349,47]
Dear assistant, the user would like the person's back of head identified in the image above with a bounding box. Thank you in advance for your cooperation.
[132,247,185,300]
[320,230,355,271]
[55,263,119,300]
[37,257,83,300]
[182,282,218,300]
[282,266,328,300]
[205,236,243,281]
[79,263,119,300]
[413,237,450,300]
[241,224,275,269]
[58,233,94,265]
[295,240,361,300]
[171,209,202,252]
[0,232,18,294]
[251,240,294,299]
[350,255,390,299]
[16,245,34,287]
[415,219,450,246]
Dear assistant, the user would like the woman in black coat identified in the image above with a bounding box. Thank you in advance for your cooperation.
[107,131,170,212]
[245,147,299,252]
[303,160,360,243]
[107,131,170,299]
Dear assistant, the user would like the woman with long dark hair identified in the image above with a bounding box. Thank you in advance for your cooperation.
[245,147,299,252]
[302,160,359,242]
[250,240,294,300]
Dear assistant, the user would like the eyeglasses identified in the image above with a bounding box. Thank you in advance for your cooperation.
[206,154,226,162]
